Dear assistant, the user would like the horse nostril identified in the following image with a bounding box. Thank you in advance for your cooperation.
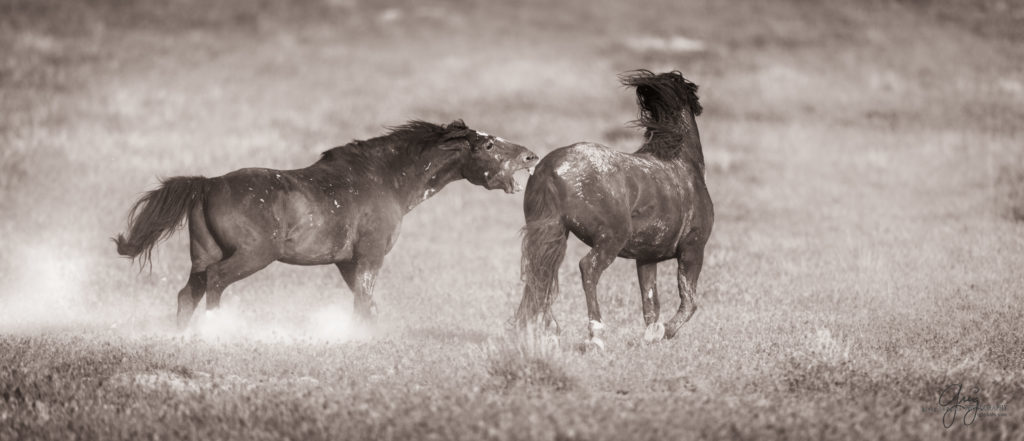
[525,155,538,161]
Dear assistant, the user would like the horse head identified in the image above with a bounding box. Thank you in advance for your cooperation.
[439,120,539,194]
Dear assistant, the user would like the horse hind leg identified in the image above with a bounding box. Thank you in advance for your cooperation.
[204,249,275,312]
[176,271,207,330]
[579,235,626,350]
[665,245,704,340]
[176,205,222,330]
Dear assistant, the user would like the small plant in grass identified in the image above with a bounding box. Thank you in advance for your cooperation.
[783,327,855,393]
[806,327,851,367]
[484,327,575,392]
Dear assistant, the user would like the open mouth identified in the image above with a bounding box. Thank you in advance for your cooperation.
[502,165,536,194]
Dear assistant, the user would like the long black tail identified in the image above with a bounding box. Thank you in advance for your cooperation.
[113,176,207,268]
[514,176,567,327]
[621,69,704,166]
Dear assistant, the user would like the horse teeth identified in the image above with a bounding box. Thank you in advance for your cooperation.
[527,166,535,176]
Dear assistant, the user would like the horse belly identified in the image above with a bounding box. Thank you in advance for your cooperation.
[620,216,683,260]
[275,190,356,265]
[279,221,355,265]
[621,188,687,260]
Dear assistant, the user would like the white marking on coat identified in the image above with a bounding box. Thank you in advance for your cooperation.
[361,272,375,289]
[589,320,605,330]
[578,146,616,173]
[555,161,573,177]
[647,289,654,299]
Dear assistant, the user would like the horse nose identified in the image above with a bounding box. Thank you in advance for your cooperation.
[523,153,539,162]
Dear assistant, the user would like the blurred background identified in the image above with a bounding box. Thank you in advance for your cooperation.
[0,0,1022,336]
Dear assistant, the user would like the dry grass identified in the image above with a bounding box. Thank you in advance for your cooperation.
[485,328,576,392]
[1,0,1023,439]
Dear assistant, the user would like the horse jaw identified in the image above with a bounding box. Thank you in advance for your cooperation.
[494,163,537,194]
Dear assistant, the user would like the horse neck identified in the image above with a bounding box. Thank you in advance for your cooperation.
[644,111,705,174]
[389,146,464,212]
[679,111,704,173]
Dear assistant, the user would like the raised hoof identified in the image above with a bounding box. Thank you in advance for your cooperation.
[664,320,686,340]
[584,337,605,352]
[643,322,665,343]
[664,306,697,340]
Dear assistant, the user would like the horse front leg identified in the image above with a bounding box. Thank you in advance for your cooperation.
[637,261,665,342]
[665,246,703,339]
[337,260,382,324]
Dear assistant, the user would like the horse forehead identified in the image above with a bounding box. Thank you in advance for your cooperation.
[475,130,507,143]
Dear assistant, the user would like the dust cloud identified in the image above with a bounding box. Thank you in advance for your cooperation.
[0,241,372,342]
[0,242,94,332]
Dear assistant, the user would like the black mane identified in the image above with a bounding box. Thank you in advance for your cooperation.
[621,69,702,128]
[621,70,704,167]
[318,120,454,165]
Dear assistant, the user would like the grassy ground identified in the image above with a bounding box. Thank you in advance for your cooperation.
[2,0,1023,439]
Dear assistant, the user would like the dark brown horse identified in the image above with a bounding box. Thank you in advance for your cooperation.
[514,71,713,348]
[115,120,539,329]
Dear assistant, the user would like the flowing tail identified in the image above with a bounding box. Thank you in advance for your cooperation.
[514,176,567,328]
[113,176,207,268]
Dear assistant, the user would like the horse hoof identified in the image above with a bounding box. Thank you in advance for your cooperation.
[643,322,665,343]
[585,337,605,351]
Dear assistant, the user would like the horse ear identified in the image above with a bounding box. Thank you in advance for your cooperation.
[440,119,471,149]
[441,122,471,142]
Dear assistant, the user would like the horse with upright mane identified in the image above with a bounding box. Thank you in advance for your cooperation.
[514,70,713,348]
[115,119,539,329]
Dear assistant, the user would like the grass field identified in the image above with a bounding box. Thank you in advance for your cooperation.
[2,0,1023,439]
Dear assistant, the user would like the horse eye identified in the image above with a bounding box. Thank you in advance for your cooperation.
[485,141,494,150]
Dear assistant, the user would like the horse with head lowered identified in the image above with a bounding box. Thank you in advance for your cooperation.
[115,119,539,329]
